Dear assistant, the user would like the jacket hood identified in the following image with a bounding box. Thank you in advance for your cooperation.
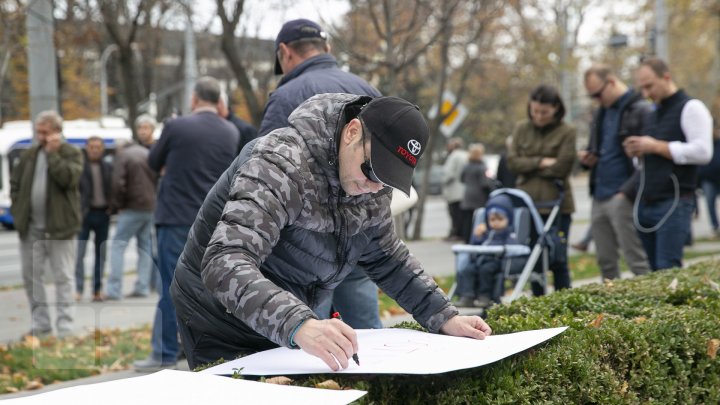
[484,193,514,227]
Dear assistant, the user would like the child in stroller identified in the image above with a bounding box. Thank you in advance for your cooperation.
[454,194,519,308]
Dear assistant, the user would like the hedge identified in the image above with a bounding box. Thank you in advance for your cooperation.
[292,261,720,404]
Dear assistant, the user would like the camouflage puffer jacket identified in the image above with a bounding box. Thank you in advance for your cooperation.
[172,93,458,351]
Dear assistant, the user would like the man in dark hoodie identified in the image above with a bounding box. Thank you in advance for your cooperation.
[455,194,517,308]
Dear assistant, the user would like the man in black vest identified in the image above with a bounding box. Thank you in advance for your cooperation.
[623,57,713,271]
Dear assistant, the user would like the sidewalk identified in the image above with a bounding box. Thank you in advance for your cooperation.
[2,236,719,400]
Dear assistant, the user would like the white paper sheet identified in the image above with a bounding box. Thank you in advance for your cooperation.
[202,326,568,376]
[3,369,367,405]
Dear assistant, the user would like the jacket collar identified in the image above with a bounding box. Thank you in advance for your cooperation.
[277,54,338,88]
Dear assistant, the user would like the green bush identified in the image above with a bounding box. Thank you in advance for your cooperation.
[298,262,720,404]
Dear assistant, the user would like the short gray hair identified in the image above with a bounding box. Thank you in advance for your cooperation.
[35,110,63,132]
[194,76,221,104]
[135,114,157,129]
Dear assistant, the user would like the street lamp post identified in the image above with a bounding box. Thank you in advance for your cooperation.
[100,44,118,117]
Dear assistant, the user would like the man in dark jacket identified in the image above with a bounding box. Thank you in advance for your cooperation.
[134,77,240,371]
[75,136,113,302]
[579,64,651,280]
[171,94,492,371]
[106,114,158,300]
[258,18,384,330]
[11,110,83,338]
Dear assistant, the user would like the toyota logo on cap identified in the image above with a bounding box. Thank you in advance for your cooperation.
[407,139,422,156]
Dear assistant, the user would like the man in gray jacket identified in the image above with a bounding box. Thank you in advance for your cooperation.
[171,94,492,371]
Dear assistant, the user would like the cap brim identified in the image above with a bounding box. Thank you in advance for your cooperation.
[370,136,413,197]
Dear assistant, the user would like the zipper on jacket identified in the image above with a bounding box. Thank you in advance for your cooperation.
[334,205,349,279]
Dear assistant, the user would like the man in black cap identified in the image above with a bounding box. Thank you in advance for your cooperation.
[171,93,492,371]
[257,18,383,330]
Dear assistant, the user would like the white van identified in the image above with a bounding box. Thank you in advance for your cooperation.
[0,117,133,229]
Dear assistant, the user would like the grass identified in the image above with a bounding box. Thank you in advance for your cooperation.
[0,326,151,394]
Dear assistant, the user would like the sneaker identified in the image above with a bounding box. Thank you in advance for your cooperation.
[104,294,122,301]
[126,291,149,298]
[134,357,177,372]
[22,328,52,340]
[474,295,491,308]
[571,242,588,252]
[57,329,74,339]
[454,296,475,307]
[92,293,104,302]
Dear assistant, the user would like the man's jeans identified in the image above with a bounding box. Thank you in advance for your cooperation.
[106,210,155,298]
[637,197,694,271]
[315,267,383,329]
[150,225,190,362]
[75,209,110,295]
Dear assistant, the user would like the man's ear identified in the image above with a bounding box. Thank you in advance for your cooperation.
[342,118,362,145]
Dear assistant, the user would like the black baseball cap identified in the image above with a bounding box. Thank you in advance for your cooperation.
[358,97,430,196]
[274,19,327,75]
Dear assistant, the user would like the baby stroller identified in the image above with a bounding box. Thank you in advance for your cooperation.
[449,183,565,304]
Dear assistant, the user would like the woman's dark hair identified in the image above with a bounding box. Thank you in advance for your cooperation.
[526,84,566,123]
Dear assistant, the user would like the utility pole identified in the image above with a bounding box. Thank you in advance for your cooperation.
[182,13,197,115]
[655,0,669,61]
[26,0,59,127]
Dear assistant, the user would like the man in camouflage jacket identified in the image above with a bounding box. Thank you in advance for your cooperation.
[171,93,492,371]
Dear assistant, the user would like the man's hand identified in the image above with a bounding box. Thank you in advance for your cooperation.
[44,132,62,153]
[623,135,658,157]
[578,150,598,167]
[440,315,492,340]
[538,157,557,169]
[292,318,358,371]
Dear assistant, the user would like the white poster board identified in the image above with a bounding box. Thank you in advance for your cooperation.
[203,327,567,376]
[3,369,367,405]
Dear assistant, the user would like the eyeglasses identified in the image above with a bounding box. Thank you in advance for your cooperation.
[588,81,608,99]
[359,122,386,186]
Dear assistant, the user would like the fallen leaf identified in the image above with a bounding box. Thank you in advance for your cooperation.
[588,313,604,328]
[633,316,647,324]
[315,379,341,390]
[22,335,41,350]
[668,278,678,292]
[388,307,407,316]
[619,380,629,395]
[265,376,293,385]
[604,279,614,288]
[95,346,111,359]
[708,339,720,359]
[5,387,18,393]
[24,380,44,390]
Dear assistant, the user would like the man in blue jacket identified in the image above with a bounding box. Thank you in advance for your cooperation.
[258,18,384,330]
[134,76,240,371]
